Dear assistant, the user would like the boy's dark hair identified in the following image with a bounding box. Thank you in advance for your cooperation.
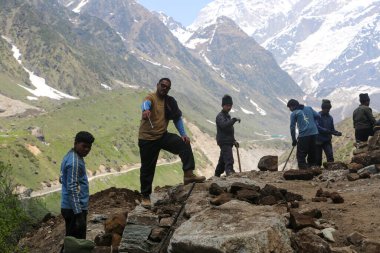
[158,78,171,85]
[75,131,95,144]
[287,99,299,108]
[222,95,233,106]
[321,99,332,109]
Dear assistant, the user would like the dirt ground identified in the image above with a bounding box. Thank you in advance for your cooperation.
[19,169,380,252]
[19,187,141,253]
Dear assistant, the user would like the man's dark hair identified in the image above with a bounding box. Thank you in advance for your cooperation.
[287,99,299,108]
[359,93,370,104]
[75,131,95,144]
[158,78,171,85]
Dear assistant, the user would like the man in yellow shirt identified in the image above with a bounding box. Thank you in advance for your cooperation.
[138,78,205,207]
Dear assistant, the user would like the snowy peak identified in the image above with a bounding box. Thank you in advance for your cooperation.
[189,0,299,42]
[153,11,193,44]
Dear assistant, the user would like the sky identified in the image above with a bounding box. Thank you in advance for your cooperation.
[137,0,213,27]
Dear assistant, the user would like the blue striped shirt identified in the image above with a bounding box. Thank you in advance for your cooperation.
[60,149,89,214]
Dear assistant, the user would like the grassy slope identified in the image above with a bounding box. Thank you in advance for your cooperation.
[0,88,195,189]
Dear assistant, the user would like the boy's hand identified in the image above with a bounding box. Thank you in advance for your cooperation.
[142,110,151,119]
[292,140,297,146]
[333,131,342,136]
[234,141,239,148]
[232,117,241,123]
[182,135,190,144]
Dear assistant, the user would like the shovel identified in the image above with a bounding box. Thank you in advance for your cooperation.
[281,145,295,171]
[236,145,242,173]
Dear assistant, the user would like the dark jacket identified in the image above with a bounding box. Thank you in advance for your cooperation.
[216,110,236,145]
[316,111,335,143]
[353,105,376,130]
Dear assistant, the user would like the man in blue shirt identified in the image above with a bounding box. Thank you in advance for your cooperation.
[316,100,342,166]
[287,99,320,169]
[60,131,94,241]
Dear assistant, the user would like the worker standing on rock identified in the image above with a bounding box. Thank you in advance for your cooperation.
[215,94,240,177]
[138,78,205,208]
[315,99,342,166]
[353,93,376,144]
[287,99,320,169]
[60,131,94,246]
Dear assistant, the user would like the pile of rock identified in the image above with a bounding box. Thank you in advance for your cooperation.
[345,131,380,181]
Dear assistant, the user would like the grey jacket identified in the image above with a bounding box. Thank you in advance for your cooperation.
[216,110,236,145]
[353,105,376,130]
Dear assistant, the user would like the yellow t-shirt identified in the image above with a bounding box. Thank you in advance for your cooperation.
[138,92,169,140]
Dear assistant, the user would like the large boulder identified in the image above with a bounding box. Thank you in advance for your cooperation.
[368,131,380,151]
[291,228,331,253]
[258,155,278,171]
[169,200,293,253]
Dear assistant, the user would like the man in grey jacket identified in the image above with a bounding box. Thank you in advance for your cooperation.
[215,95,240,177]
[353,93,376,143]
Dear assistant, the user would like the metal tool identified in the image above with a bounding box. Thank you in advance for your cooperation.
[281,145,295,171]
[148,116,154,129]
[236,145,242,173]
[158,182,196,253]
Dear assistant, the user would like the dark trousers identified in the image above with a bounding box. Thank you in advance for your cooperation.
[215,144,234,176]
[355,128,374,142]
[139,132,195,196]
[61,209,87,239]
[296,135,317,169]
[315,141,334,166]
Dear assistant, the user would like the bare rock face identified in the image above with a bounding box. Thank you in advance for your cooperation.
[169,200,293,253]
[258,155,278,171]
[291,228,331,253]
[368,131,380,151]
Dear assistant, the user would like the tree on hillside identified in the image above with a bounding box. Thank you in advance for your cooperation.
[0,162,29,253]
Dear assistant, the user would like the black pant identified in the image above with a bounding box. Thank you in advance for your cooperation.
[139,132,195,196]
[315,140,334,166]
[355,128,374,142]
[215,144,234,176]
[296,135,317,169]
[61,209,87,239]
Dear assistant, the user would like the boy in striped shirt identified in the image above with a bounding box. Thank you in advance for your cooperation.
[60,131,94,240]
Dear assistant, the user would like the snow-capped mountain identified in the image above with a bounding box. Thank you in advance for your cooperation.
[161,0,380,119]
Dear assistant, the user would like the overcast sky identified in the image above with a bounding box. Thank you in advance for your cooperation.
[137,0,213,26]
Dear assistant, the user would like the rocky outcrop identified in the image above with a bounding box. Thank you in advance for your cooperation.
[169,200,293,253]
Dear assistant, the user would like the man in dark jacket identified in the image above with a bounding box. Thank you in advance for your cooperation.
[215,95,240,177]
[353,93,376,143]
[315,100,342,166]
[287,99,320,169]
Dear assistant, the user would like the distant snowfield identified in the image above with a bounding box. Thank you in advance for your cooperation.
[2,36,77,100]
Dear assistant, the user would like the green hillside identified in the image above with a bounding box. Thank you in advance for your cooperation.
[0,88,206,190]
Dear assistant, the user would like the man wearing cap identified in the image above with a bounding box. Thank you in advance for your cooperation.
[315,99,342,166]
[215,95,241,177]
[138,78,206,208]
[353,93,376,143]
[287,99,320,169]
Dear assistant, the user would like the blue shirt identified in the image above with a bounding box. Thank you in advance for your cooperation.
[290,105,319,140]
[60,149,89,214]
